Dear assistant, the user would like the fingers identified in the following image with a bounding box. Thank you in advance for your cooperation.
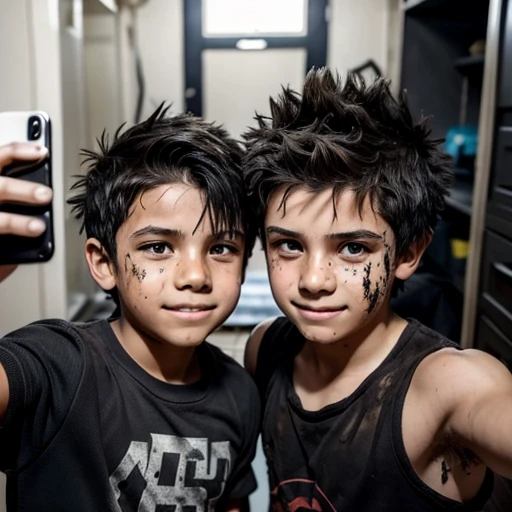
[0,142,48,169]
[0,175,52,205]
[0,211,46,237]
[0,142,52,237]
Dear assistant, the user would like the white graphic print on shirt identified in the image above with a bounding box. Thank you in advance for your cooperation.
[109,433,232,511]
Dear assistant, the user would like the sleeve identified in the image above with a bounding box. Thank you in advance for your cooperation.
[226,373,261,500]
[0,320,84,471]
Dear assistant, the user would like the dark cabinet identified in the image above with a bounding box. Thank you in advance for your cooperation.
[487,127,512,234]
[477,316,512,371]
[480,230,512,336]
[499,0,512,106]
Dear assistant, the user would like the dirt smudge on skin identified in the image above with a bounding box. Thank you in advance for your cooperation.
[362,262,380,314]
[125,253,146,283]
[384,250,391,282]
[441,461,451,484]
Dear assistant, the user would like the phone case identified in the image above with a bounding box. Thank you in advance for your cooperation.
[0,111,54,264]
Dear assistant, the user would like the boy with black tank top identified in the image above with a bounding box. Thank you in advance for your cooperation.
[242,69,512,511]
[0,106,260,511]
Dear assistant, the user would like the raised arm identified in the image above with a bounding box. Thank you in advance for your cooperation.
[0,141,53,418]
[428,349,512,478]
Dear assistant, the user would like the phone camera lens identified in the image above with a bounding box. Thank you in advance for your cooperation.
[28,116,42,140]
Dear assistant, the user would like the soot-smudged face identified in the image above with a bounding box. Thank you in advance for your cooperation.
[111,183,244,349]
[264,186,397,345]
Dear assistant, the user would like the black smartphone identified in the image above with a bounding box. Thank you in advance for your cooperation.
[0,111,54,264]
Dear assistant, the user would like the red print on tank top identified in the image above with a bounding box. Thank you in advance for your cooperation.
[271,478,337,512]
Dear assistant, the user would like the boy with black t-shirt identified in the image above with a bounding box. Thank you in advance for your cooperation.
[242,69,512,511]
[0,106,260,511]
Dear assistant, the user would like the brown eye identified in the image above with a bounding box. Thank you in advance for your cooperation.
[139,242,172,256]
[272,240,302,253]
[341,243,367,257]
[210,244,237,256]
[152,243,167,254]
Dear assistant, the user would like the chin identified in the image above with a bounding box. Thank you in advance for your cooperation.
[295,323,348,345]
[155,328,210,348]
[167,337,206,349]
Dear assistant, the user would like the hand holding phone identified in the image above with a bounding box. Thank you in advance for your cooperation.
[0,143,52,235]
[0,112,54,266]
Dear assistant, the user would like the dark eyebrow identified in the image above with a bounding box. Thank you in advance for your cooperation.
[266,226,301,238]
[130,226,185,239]
[212,230,245,241]
[326,230,383,241]
[266,226,383,241]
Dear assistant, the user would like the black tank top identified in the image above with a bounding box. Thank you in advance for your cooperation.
[255,317,493,511]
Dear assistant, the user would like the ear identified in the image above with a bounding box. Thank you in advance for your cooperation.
[85,238,117,291]
[394,234,432,281]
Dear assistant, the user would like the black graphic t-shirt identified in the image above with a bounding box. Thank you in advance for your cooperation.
[256,317,493,512]
[0,319,260,511]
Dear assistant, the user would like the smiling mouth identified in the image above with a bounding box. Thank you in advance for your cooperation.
[293,303,347,320]
[163,305,216,312]
[162,305,216,321]
[292,303,347,313]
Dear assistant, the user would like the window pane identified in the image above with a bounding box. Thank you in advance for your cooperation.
[203,0,307,37]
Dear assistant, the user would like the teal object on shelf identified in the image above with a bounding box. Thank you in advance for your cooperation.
[445,125,478,163]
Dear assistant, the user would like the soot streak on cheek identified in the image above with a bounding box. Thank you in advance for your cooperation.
[269,258,280,272]
[125,253,147,283]
[384,250,391,281]
[362,262,380,314]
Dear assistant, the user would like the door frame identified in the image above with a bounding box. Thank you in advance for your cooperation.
[183,0,328,116]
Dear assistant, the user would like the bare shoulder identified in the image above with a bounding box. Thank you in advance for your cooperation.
[413,346,512,406]
[0,362,8,423]
[244,317,278,376]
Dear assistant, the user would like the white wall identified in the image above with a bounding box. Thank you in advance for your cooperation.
[327,0,390,77]
[136,0,184,117]
[84,13,122,147]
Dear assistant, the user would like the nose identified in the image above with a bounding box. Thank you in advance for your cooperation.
[299,253,336,295]
[173,250,212,292]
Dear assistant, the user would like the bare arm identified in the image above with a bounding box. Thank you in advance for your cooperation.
[244,317,276,376]
[0,142,52,282]
[433,349,512,478]
[0,142,52,420]
[0,363,8,424]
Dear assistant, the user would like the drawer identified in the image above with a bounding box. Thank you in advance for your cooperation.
[487,127,512,232]
[476,316,512,372]
[480,230,512,336]
[499,0,512,107]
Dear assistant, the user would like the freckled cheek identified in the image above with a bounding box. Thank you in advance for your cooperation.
[268,265,296,293]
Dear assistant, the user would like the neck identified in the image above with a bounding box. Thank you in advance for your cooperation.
[110,318,201,384]
[298,309,407,383]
